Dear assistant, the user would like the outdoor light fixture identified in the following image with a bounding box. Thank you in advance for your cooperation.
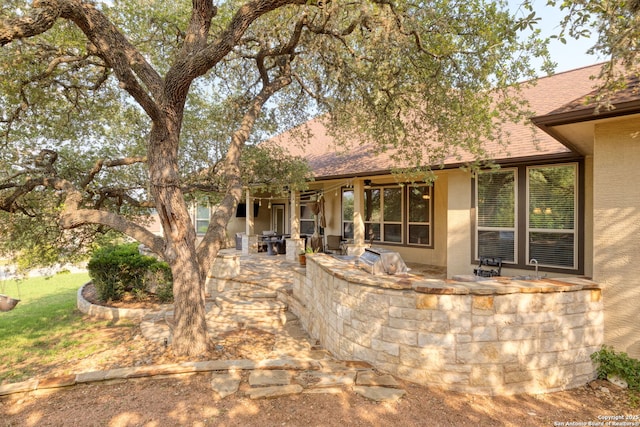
[364,179,372,189]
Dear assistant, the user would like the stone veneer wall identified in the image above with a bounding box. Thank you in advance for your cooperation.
[288,255,604,395]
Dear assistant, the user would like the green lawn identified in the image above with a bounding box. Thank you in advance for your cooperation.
[0,272,134,384]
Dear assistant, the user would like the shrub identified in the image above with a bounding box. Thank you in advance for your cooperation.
[143,263,174,303]
[591,345,640,391]
[87,243,172,303]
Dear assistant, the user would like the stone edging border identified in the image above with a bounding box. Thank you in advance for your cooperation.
[0,358,324,397]
[76,283,168,321]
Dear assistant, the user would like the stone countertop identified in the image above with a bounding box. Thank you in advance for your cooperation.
[308,254,601,296]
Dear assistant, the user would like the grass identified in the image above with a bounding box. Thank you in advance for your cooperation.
[0,272,134,384]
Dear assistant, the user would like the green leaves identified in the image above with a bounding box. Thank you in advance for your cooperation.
[591,345,640,391]
[1,0,551,266]
[540,0,640,100]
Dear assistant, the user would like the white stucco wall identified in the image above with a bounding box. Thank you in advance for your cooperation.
[593,117,640,358]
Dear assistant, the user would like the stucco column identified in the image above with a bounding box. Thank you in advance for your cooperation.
[290,190,300,239]
[353,180,365,247]
[242,188,257,255]
[245,188,254,235]
[286,190,304,261]
[446,170,472,278]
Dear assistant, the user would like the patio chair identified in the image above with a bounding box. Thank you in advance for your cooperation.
[474,256,502,277]
[324,235,343,255]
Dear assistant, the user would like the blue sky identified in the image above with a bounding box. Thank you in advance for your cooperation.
[510,0,602,73]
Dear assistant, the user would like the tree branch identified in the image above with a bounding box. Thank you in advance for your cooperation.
[60,208,165,255]
[173,0,307,87]
[0,0,62,46]
[256,16,306,85]
[196,66,293,275]
[1,0,164,121]
[50,176,164,254]
[80,156,147,190]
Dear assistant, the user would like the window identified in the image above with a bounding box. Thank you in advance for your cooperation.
[527,164,577,269]
[407,185,433,246]
[195,203,210,235]
[342,189,354,239]
[475,163,579,270]
[383,187,403,242]
[299,203,316,235]
[364,187,381,242]
[362,184,432,246]
[476,170,517,262]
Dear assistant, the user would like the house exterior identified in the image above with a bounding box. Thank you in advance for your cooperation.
[531,73,640,359]
[230,63,640,360]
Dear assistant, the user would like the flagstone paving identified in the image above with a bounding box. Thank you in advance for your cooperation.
[1,251,407,403]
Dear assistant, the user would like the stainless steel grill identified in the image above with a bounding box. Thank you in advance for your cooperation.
[357,248,409,275]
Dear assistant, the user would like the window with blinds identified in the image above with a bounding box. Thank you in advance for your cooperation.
[527,164,577,269]
[476,163,579,270]
[407,184,432,246]
[476,169,516,262]
[362,184,432,245]
[365,186,404,243]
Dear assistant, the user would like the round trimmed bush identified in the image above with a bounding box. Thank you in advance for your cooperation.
[87,243,173,303]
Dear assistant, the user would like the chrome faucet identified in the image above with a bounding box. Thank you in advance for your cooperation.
[530,259,539,280]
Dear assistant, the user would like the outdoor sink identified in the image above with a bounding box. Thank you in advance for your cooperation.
[511,275,542,281]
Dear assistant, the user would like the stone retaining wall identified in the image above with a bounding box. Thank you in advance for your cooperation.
[76,284,155,321]
[289,254,604,395]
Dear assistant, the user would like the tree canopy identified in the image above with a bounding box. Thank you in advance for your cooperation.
[543,0,640,101]
[1,0,550,355]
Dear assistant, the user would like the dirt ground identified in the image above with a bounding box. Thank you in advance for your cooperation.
[2,324,637,427]
[1,291,638,426]
[1,369,637,426]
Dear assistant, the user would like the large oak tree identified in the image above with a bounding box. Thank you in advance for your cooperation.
[544,0,639,100]
[1,0,547,356]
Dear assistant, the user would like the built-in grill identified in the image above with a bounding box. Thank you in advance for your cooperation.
[357,247,409,275]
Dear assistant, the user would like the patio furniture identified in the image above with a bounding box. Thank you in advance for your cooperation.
[324,235,343,254]
[260,231,287,255]
[474,256,502,277]
[265,239,279,255]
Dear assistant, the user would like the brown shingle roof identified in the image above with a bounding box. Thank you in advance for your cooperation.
[268,64,606,179]
[532,72,640,126]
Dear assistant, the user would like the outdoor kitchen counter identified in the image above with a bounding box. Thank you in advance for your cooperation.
[295,253,604,395]
[310,253,601,295]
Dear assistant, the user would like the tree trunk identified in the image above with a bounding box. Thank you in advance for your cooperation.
[148,121,210,357]
[169,239,209,356]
